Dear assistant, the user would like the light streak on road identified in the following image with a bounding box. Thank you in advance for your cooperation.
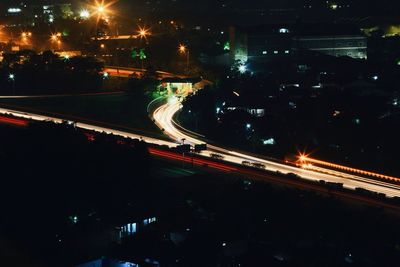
[0,107,176,149]
[152,100,400,198]
[0,115,29,127]
[2,102,400,198]
[299,156,400,182]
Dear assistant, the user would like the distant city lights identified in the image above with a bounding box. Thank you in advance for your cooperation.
[7,8,22,13]
[137,26,151,39]
[80,9,90,19]
[179,44,187,54]
[238,64,247,74]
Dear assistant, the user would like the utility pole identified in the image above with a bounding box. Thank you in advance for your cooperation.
[182,138,186,169]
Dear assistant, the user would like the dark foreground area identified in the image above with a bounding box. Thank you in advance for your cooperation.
[1,121,400,267]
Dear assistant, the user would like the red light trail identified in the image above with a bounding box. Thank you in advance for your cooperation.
[148,148,237,172]
[0,115,29,127]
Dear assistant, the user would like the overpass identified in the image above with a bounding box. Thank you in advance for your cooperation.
[104,66,185,79]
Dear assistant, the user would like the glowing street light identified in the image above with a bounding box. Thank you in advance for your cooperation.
[93,0,115,17]
[179,44,187,54]
[79,9,90,19]
[97,5,105,14]
[179,44,190,73]
[9,73,16,95]
[21,32,32,42]
[137,26,150,39]
[238,64,247,74]
[299,154,308,162]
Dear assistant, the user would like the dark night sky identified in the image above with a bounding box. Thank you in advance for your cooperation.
[1,0,400,16]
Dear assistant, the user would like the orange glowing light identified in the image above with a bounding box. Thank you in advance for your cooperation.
[299,156,400,182]
[179,44,187,53]
[91,0,118,17]
[299,155,307,161]
[137,26,150,39]
[0,115,29,127]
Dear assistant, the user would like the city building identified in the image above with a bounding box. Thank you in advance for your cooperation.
[230,23,367,66]
[2,1,74,26]
[292,24,367,59]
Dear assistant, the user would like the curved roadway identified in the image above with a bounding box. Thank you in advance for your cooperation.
[1,99,400,198]
[152,100,400,198]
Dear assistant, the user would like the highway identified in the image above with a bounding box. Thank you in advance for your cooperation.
[2,100,400,198]
[152,99,400,198]
[104,66,185,79]
[0,107,175,148]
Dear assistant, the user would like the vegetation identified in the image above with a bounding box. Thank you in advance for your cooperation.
[0,50,104,95]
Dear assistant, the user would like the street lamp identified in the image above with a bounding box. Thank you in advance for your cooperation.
[79,9,90,19]
[179,44,186,54]
[50,33,62,50]
[9,73,15,95]
[137,26,150,39]
[97,5,105,14]
[51,34,57,41]
[92,1,115,40]
[21,32,32,43]
[179,44,190,74]
[93,0,114,18]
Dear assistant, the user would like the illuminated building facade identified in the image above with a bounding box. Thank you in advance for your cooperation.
[230,23,367,65]
[292,35,367,58]
[2,2,74,26]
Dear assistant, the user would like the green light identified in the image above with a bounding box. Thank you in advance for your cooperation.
[69,215,79,224]
[139,49,147,60]
[397,60,400,66]
[131,49,138,59]
[224,41,230,51]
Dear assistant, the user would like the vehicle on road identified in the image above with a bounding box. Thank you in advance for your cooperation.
[252,162,266,169]
[210,153,224,160]
[242,161,252,167]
